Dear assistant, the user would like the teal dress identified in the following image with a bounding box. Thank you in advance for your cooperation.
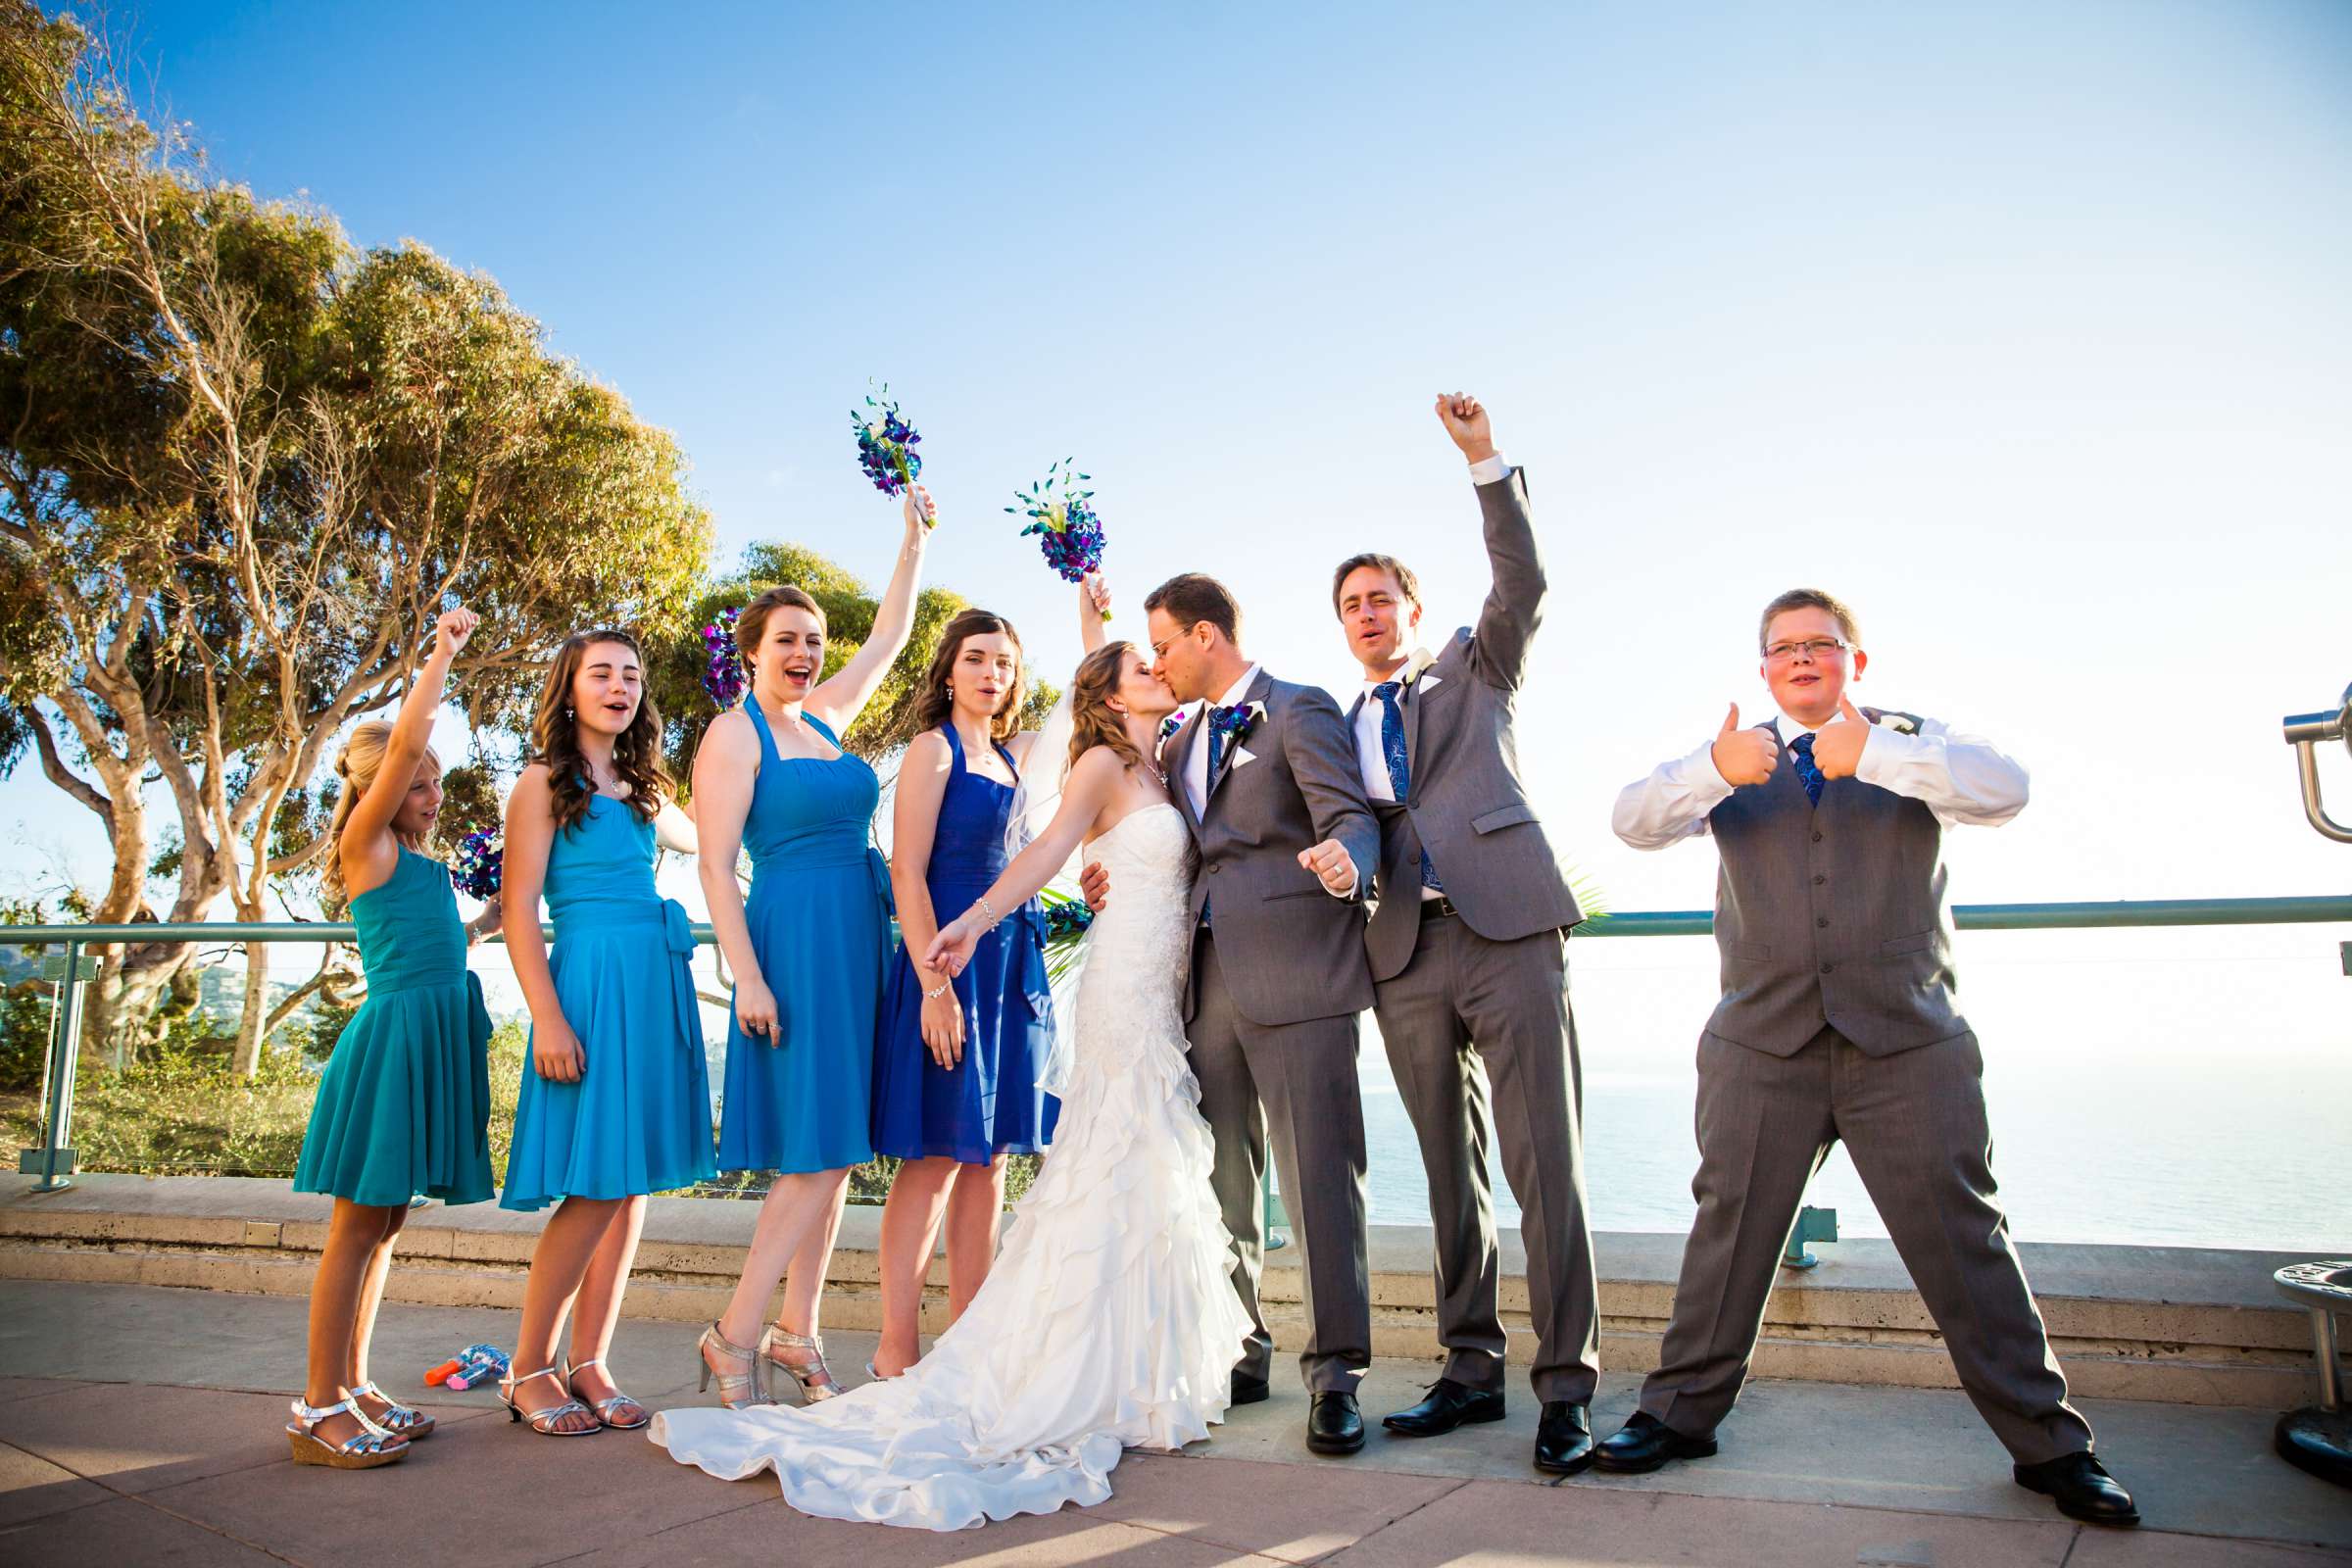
[716,705,892,1174]
[294,848,494,1207]
[500,795,715,1211]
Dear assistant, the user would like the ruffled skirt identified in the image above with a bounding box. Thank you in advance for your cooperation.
[650,1009,1245,1530]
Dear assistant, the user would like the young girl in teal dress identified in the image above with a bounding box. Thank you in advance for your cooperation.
[692,484,932,1407]
[290,606,498,1469]
[498,627,711,1436]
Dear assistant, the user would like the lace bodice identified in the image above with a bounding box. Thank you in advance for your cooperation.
[1069,804,1194,1078]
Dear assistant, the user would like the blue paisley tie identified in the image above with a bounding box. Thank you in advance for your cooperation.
[1373,682,1442,891]
[1790,732,1825,806]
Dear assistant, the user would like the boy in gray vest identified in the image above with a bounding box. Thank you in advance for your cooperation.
[1593,588,2138,1528]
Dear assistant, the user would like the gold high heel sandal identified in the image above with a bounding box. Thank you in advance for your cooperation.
[286,1395,409,1469]
[696,1321,763,1409]
[760,1325,842,1403]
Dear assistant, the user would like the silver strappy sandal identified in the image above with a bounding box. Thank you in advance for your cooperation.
[697,1321,763,1409]
[760,1325,843,1403]
[564,1355,649,1430]
[499,1365,598,1436]
[349,1380,435,1441]
[286,1395,408,1469]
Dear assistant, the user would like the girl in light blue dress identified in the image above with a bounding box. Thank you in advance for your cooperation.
[288,606,496,1470]
[498,626,710,1437]
[692,484,932,1407]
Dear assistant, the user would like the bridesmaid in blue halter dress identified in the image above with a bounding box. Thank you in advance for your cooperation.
[496,627,710,1439]
[862,585,1110,1379]
[692,486,934,1410]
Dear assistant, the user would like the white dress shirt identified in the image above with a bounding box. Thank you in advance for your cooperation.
[1611,708,2031,850]
[1355,665,1444,901]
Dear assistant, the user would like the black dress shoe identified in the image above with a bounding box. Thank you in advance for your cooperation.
[1306,1392,1365,1455]
[2014,1451,2139,1526]
[1592,1411,1719,1474]
[1534,1401,1594,1475]
[1383,1378,1505,1437]
[1229,1372,1270,1407]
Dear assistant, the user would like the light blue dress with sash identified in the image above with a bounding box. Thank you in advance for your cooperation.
[501,794,715,1211]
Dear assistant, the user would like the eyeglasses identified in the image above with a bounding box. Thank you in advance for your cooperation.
[1149,623,1200,661]
[1763,637,1850,663]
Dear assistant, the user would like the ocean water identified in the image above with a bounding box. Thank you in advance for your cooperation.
[476,916,2351,1252]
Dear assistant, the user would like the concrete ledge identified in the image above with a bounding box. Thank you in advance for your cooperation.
[1,1173,2332,1410]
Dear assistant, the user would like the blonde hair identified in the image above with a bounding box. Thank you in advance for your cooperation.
[325,721,442,899]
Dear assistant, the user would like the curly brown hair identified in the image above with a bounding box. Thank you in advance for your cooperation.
[1065,643,1148,774]
[912,608,1028,744]
[530,628,670,834]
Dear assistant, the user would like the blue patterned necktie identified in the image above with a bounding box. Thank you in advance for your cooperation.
[1790,732,1825,806]
[1372,682,1442,891]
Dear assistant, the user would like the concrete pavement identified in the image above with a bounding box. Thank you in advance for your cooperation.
[0,1279,2345,1566]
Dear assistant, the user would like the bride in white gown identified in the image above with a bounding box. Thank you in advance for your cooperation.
[650,640,1249,1532]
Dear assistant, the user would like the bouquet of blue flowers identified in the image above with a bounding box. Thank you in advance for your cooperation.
[449,828,502,903]
[701,620,745,710]
[854,385,927,518]
[1007,461,1109,619]
[1038,887,1095,982]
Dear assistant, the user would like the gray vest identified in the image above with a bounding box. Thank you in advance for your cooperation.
[1703,721,1970,1057]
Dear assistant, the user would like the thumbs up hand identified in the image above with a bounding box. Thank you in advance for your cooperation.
[1709,704,1782,787]
[1810,697,1873,780]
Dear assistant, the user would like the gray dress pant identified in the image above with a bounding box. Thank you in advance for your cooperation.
[1374,914,1599,1402]
[1189,930,1373,1394]
[1640,1024,2095,1464]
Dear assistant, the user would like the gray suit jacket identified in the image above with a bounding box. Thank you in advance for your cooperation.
[1164,669,1380,1028]
[1351,468,1587,983]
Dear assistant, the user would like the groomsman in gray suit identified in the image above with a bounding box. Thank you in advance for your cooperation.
[1094,573,1383,1455]
[1332,394,1601,1475]
[1596,588,2139,1528]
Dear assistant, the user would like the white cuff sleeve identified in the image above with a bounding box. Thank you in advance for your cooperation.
[1467,453,1510,486]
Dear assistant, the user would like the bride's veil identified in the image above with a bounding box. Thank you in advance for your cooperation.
[1005,692,1087,1103]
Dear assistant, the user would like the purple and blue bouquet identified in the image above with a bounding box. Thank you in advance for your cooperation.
[701,620,745,710]
[854,385,927,519]
[1038,887,1095,981]
[449,828,502,903]
[1007,461,1109,619]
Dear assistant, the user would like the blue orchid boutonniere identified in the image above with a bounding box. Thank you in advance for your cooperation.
[1209,700,1265,754]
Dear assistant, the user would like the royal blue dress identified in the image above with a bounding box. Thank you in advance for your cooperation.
[715,704,893,1175]
[871,725,1057,1164]
[500,794,715,1211]
[294,848,495,1207]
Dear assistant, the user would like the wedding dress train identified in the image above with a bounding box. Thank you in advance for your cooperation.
[650,803,1247,1530]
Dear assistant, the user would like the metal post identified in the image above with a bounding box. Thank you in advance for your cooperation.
[2313,1307,2343,1413]
[33,940,85,1194]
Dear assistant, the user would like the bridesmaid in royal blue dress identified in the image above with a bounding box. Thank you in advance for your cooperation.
[497,627,711,1437]
[287,606,496,1470]
[692,485,934,1408]
[865,582,1109,1378]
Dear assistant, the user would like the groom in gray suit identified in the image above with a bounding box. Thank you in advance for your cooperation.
[1333,394,1601,1475]
[1102,573,1383,1455]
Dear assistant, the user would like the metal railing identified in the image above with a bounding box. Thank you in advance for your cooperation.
[2283,682,2352,844]
[10,894,2352,1195]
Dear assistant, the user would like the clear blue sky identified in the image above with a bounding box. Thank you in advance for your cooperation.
[11,0,2352,921]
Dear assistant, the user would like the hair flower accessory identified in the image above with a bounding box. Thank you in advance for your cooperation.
[449,828,503,902]
[853,383,928,520]
[1007,460,1109,619]
[700,620,745,710]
